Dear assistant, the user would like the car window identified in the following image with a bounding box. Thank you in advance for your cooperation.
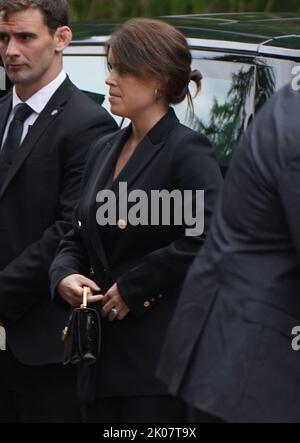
[63,52,126,126]
[173,55,256,171]
[63,50,256,171]
[62,44,298,174]
[0,65,6,97]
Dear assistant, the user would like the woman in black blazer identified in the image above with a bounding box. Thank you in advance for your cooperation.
[50,18,222,422]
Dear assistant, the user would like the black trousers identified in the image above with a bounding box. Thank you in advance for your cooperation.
[86,395,188,423]
[0,348,81,423]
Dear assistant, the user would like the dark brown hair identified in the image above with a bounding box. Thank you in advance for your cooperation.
[0,0,69,32]
[106,18,202,115]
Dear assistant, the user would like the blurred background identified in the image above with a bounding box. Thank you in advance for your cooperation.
[69,0,300,21]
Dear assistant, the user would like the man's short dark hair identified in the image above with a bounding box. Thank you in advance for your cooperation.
[0,0,69,32]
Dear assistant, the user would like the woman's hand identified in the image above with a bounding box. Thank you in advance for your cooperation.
[57,273,101,307]
[100,283,130,321]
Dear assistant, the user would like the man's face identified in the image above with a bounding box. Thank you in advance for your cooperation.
[0,8,60,94]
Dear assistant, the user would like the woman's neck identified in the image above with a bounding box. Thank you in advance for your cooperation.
[130,103,168,144]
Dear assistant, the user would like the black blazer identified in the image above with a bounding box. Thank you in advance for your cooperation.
[50,108,222,397]
[0,77,118,365]
[158,85,300,422]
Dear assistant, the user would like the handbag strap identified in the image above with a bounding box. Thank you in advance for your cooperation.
[80,286,88,309]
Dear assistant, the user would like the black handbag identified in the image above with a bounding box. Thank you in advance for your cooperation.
[62,287,101,366]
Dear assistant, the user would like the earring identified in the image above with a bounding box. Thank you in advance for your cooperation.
[155,89,161,100]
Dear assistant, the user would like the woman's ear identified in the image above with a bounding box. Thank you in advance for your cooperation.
[156,80,168,102]
[54,26,72,53]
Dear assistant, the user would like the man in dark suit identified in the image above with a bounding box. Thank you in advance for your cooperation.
[0,0,117,422]
[158,83,300,423]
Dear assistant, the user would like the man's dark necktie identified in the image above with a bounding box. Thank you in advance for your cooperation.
[1,103,34,163]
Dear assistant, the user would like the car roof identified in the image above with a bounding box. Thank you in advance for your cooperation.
[70,13,300,60]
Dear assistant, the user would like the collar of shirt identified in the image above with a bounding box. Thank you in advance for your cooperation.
[0,70,67,148]
[12,70,67,116]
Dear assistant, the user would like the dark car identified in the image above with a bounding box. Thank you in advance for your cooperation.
[1,13,299,170]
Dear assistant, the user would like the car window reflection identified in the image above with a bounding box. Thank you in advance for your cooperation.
[174,58,255,172]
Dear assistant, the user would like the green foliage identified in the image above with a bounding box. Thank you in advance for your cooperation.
[190,63,275,168]
[69,0,300,21]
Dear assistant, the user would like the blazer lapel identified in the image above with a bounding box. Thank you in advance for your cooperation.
[0,78,76,201]
[111,107,179,192]
[80,108,179,270]
[93,127,131,191]
[82,128,131,268]
[111,136,164,194]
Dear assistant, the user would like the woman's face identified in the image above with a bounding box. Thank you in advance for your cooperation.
[105,49,161,120]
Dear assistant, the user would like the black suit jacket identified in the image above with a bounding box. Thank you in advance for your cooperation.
[158,84,300,422]
[0,77,117,365]
[50,108,222,397]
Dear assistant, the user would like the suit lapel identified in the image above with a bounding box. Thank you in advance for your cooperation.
[111,136,165,194]
[93,127,131,191]
[82,128,131,268]
[0,78,75,201]
[81,108,179,270]
[111,107,179,192]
